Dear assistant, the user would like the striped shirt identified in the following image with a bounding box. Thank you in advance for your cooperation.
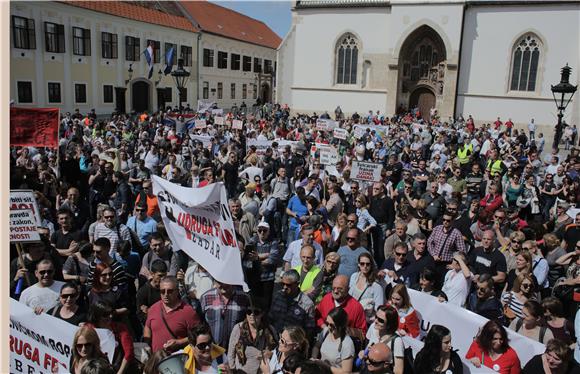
[93,222,131,254]
[87,259,127,289]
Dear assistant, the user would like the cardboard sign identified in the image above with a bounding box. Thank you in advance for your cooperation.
[211,109,223,116]
[333,127,348,140]
[214,116,225,126]
[195,119,207,129]
[351,161,383,182]
[319,145,339,165]
[197,99,213,113]
[316,119,337,132]
[10,209,40,242]
[232,120,243,130]
[10,190,41,226]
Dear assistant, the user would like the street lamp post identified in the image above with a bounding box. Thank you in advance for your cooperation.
[171,58,190,112]
[551,64,578,150]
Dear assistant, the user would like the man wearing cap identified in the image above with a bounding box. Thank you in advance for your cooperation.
[248,221,280,307]
[284,225,324,270]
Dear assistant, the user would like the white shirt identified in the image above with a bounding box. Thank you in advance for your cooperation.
[19,281,65,311]
[283,239,324,268]
[442,269,471,307]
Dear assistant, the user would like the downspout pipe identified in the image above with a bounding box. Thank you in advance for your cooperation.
[453,2,467,119]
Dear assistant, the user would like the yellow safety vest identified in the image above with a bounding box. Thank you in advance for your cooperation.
[457,144,473,164]
[487,159,503,176]
[293,265,322,293]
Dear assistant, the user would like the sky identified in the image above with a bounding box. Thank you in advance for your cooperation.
[210,1,292,39]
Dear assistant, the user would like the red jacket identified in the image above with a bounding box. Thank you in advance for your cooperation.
[480,194,503,215]
[315,293,367,335]
[395,307,420,338]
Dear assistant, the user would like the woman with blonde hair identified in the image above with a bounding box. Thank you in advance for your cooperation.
[544,233,567,287]
[503,250,535,292]
[330,213,348,251]
[388,284,420,338]
[501,273,536,323]
[260,326,309,374]
[70,326,107,374]
[501,231,526,272]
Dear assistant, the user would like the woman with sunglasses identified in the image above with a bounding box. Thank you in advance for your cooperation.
[260,326,309,374]
[70,326,107,374]
[413,324,462,374]
[86,301,135,374]
[388,284,420,338]
[87,263,129,320]
[47,282,87,326]
[364,305,405,374]
[228,304,278,373]
[311,307,354,374]
[465,320,520,374]
[500,231,526,273]
[183,323,228,374]
[349,253,384,324]
[501,273,536,323]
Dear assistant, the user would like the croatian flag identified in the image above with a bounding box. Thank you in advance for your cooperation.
[144,43,154,80]
[184,117,197,130]
[164,47,175,75]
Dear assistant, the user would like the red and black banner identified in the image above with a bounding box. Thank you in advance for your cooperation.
[10,107,59,148]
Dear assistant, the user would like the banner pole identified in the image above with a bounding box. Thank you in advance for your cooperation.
[15,242,32,287]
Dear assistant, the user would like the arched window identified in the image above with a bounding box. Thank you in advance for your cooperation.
[510,34,542,92]
[336,34,359,85]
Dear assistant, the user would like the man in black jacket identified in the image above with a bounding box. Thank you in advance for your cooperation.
[369,182,395,266]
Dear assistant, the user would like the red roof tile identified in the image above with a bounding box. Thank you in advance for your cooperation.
[62,1,198,33]
[179,1,282,49]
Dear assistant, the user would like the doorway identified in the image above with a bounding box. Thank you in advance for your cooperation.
[114,87,126,114]
[409,87,436,120]
[132,81,150,113]
[260,83,270,104]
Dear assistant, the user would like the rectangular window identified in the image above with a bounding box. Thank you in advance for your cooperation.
[217,51,228,69]
[164,87,172,102]
[101,32,117,59]
[181,45,192,67]
[203,82,209,99]
[264,59,273,74]
[203,48,214,67]
[231,53,240,70]
[75,83,87,103]
[72,27,90,56]
[125,36,140,61]
[48,82,61,103]
[12,16,36,49]
[44,22,65,53]
[17,81,33,103]
[243,56,251,72]
[253,57,262,73]
[231,83,236,99]
[253,84,257,99]
[181,88,187,102]
[146,39,160,63]
[217,82,223,99]
[242,84,247,99]
[103,85,113,103]
[165,42,175,60]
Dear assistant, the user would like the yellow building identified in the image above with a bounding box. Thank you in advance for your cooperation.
[10,1,199,114]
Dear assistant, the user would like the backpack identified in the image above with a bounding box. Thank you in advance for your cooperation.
[515,318,548,343]
[389,334,415,374]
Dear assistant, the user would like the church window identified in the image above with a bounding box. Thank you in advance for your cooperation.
[335,34,359,84]
[510,34,541,92]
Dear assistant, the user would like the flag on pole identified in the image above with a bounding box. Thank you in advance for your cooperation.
[164,47,175,75]
[144,42,154,80]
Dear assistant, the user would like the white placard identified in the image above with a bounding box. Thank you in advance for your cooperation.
[10,209,40,242]
[10,190,41,226]
[320,146,339,165]
[316,119,337,131]
[211,109,223,116]
[195,119,207,129]
[214,116,225,126]
[333,127,348,140]
[10,299,115,373]
[197,99,213,113]
[232,120,243,130]
[190,134,213,148]
[152,177,248,290]
[351,161,383,182]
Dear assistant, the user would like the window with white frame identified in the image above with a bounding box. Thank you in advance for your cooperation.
[335,33,359,85]
[510,34,542,92]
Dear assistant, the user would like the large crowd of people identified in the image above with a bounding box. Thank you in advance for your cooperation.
[10,102,580,374]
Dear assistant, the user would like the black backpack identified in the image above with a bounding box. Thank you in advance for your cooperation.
[389,334,415,374]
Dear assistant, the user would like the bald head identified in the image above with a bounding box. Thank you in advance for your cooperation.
[367,342,392,372]
[332,275,349,302]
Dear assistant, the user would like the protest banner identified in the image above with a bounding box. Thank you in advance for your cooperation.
[408,289,544,366]
[10,190,41,226]
[353,124,388,139]
[351,161,383,182]
[10,299,115,374]
[189,134,213,148]
[316,119,337,132]
[232,120,243,130]
[211,109,223,116]
[10,209,40,243]
[11,107,60,148]
[333,127,348,140]
[197,99,214,113]
[214,116,225,126]
[247,139,298,156]
[151,176,248,290]
[194,119,207,129]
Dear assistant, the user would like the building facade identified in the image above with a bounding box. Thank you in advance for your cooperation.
[10,1,199,114]
[277,0,579,133]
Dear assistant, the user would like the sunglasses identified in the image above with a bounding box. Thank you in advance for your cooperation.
[135,208,145,212]
[346,237,357,241]
[375,316,386,324]
[257,228,268,233]
[347,220,356,223]
[160,289,176,295]
[246,309,263,316]
[196,342,211,351]
[76,343,93,349]
[279,337,294,346]
[366,357,386,366]
[359,262,372,267]
[326,321,336,329]
[477,287,489,292]
[104,215,115,219]
[394,252,406,257]
[511,240,523,244]
[442,218,451,222]
[521,283,532,289]
[61,293,78,299]
[39,270,54,275]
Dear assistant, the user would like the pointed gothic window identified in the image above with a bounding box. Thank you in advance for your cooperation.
[336,34,359,84]
[510,34,542,92]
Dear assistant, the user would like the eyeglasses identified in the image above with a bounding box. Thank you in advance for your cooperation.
[326,321,336,329]
[521,283,532,289]
[246,308,263,316]
[39,270,54,275]
[279,337,295,346]
[359,262,372,267]
[196,342,211,351]
[477,287,489,292]
[375,315,386,324]
[61,293,78,299]
[394,252,407,257]
[257,228,268,233]
[326,260,339,265]
[346,237,357,241]
[511,240,523,244]
[135,208,145,212]
[442,218,452,222]
[347,220,356,223]
[104,215,115,220]
[76,343,93,349]
[365,357,387,366]
[160,289,176,295]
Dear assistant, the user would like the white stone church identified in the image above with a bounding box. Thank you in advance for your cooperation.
[276,0,579,132]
